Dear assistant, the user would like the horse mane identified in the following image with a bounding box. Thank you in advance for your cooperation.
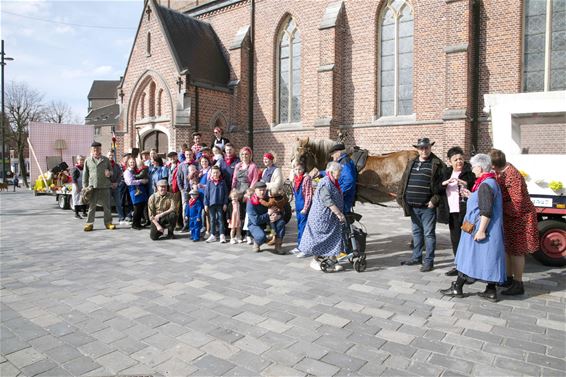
[307,139,338,170]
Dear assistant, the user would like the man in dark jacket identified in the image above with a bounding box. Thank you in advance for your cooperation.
[83,141,115,231]
[398,138,445,272]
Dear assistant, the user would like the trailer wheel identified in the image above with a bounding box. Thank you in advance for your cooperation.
[533,220,566,267]
[58,194,70,210]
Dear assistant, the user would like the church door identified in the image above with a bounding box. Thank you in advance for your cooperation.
[143,131,168,154]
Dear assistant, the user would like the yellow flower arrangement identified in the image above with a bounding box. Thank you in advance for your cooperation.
[549,180,564,191]
[518,170,529,180]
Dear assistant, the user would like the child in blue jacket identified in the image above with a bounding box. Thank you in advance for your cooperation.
[185,189,204,241]
[204,166,229,243]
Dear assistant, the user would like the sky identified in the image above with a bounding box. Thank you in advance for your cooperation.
[0,0,144,122]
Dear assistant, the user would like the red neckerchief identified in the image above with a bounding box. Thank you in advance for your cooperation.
[294,173,304,191]
[225,156,236,166]
[250,193,260,206]
[75,164,83,171]
[472,172,496,192]
[121,163,127,171]
[189,196,199,207]
[211,177,221,186]
[109,160,115,169]
[327,172,341,192]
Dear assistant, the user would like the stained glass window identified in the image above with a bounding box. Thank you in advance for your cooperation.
[379,0,414,117]
[278,18,301,123]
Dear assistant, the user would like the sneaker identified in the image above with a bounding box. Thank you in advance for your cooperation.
[230,238,237,244]
[83,224,94,232]
[206,235,217,243]
[246,236,253,245]
[204,232,211,239]
[296,251,308,258]
[290,247,300,255]
[219,234,227,243]
[237,237,244,243]
[126,218,133,224]
[253,242,261,252]
[309,258,321,271]
[119,220,127,225]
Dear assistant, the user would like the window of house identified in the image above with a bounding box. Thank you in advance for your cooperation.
[379,0,414,117]
[94,127,101,136]
[140,92,146,119]
[277,17,301,124]
[523,0,566,92]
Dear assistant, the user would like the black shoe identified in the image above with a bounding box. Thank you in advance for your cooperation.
[74,213,83,220]
[132,225,143,230]
[501,281,524,296]
[166,232,175,239]
[478,289,498,302]
[445,268,458,277]
[440,282,464,298]
[420,264,434,272]
[498,276,514,288]
[400,259,422,266]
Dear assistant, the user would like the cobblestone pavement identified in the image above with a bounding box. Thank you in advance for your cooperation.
[1,190,565,377]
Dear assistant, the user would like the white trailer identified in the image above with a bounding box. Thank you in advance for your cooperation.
[484,91,566,267]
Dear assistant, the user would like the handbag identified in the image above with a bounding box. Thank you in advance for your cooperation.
[460,220,475,234]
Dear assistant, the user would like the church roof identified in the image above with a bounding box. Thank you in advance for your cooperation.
[155,4,230,89]
[87,80,120,100]
[85,104,120,126]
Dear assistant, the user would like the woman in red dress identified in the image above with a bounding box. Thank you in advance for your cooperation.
[490,149,539,296]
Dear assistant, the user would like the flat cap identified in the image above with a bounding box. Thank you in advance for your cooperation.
[328,143,345,154]
[253,181,267,189]
[156,179,168,187]
[91,141,102,147]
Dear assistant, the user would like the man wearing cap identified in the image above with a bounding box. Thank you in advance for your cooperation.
[398,137,445,272]
[82,142,115,231]
[247,181,286,254]
[324,143,357,214]
[148,179,177,240]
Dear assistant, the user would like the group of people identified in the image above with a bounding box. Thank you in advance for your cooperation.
[74,132,539,294]
[398,138,538,302]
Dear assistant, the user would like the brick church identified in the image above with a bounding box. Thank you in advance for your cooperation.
[115,0,565,166]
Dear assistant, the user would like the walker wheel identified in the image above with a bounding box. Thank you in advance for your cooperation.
[320,259,332,273]
[354,257,367,272]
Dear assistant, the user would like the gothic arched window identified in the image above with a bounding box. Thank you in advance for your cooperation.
[379,0,414,117]
[523,0,566,92]
[277,17,301,124]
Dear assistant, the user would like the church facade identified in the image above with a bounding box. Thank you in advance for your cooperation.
[116,0,565,165]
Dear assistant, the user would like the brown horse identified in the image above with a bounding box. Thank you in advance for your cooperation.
[290,137,418,204]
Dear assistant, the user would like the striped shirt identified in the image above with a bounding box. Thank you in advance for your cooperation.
[405,159,433,207]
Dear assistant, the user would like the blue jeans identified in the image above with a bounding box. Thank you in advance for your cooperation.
[409,206,437,266]
[110,187,125,221]
[209,205,225,237]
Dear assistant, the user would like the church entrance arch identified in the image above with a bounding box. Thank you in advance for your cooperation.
[143,130,168,154]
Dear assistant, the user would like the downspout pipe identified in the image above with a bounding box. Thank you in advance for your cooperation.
[471,0,480,154]
[195,86,200,132]
[247,0,255,149]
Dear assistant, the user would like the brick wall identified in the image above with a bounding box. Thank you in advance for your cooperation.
[120,0,534,174]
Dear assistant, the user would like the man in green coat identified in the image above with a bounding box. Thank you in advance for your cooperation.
[82,141,115,231]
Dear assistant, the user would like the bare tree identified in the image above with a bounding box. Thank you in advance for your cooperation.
[44,100,75,124]
[5,81,44,188]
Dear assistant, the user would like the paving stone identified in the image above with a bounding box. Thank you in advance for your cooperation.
[44,343,83,364]
[526,352,566,371]
[264,348,303,366]
[20,359,59,377]
[295,357,340,376]
[165,342,204,362]
[262,363,306,377]
[78,340,115,359]
[61,355,100,375]
[5,347,46,369]
[463,329,503,345]
[229,349,272,372]
[201,339,240,359]
[0,336,30,355]
[110,336,148,355]
[504,337,547,355]
[36,366,73,376]
[380,341,417,358]
[411,337,452,354]
[321,351,367,373]
[428,353,473,375]
[60,331,95,347]
[95,350,138,374]
[376,328,415,345]
[193,354,237,376]
[0,361,21,377]
[493,356,541,376]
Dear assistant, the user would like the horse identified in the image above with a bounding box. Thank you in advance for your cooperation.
[290,137,418,204]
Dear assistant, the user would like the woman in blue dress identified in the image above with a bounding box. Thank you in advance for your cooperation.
[440,153,506,302]
[291,163,313,247]
[295,162,346,272]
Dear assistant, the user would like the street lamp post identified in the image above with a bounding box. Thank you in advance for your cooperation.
[1,39,15,183]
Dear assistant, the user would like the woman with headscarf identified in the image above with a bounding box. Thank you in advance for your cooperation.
[441,153,506,302]
[295,161,346,273]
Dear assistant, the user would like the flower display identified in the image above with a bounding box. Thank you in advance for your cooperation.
[548,180,564,192]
